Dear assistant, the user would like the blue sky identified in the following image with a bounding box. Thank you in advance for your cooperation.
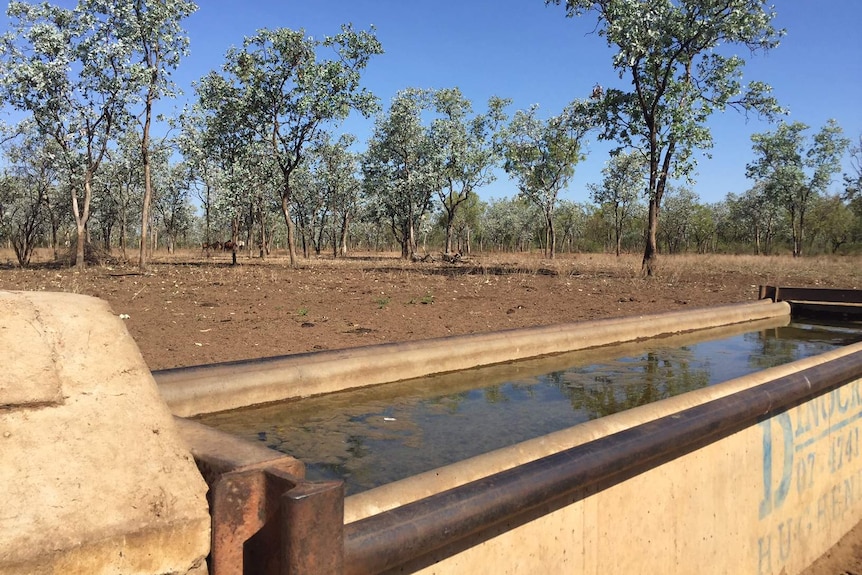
[5,1,861,205]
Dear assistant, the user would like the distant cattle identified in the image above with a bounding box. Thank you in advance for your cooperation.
[201,241,223,252]
[222,240,237,251]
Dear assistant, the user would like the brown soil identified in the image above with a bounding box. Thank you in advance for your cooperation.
[1,249,861,573]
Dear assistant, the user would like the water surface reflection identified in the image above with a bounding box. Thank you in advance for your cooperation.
[198,319,862,494]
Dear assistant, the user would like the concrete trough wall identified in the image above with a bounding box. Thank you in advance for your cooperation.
[9,288,859,574]
[342,343,862,575]
[150,294,862,574]
[156,300,790,417]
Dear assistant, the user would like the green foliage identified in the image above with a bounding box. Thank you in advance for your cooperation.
[502,102,590,258]
[430,89,510,254]
[219,24,383,266]
[480,196,543,252]
[362,88,438,259]
[845,136,862,202]
[807,194,854,254]
[0,0,197,268]
[746,119,850,256]
[588,151,646,255]
[305,133,361,257]
[0,124,59,266]
[546,0,785,273]
[1,0,137,266]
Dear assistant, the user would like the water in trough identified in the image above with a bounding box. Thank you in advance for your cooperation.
[197,317,862,495]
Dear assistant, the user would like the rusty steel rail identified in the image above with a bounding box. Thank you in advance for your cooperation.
[759,285,862,304]
[343,350,862,575]
[760,285,862,318]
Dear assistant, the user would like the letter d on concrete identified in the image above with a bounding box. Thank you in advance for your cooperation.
[759,413,794,519]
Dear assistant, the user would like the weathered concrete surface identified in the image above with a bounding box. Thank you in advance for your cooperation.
[156,299,791,417]
[0,291,210,575]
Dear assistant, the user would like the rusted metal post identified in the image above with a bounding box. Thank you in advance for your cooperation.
[281,480,345,575]
[209,467,269,575]
[175,418,346,575]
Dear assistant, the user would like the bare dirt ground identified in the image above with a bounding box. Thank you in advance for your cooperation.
[1,248,861,573]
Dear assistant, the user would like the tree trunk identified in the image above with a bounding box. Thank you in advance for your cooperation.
[796,207,805,257]
[754,225,761,255]
[339,214,350,257]
[444,219,454,255]
[50,215,58,261]
[72,174,94,270]
[259,204,267,260]
[230,217,238,266]
[120,206,128,260]
[138,84,156,271]
[281,192,297,267]
[642,198,660,276]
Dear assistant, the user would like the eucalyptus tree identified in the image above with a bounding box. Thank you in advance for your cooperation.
[195,70,257,263]
[688,203,718,253]
[40,169,72,258]
[0,173,43,266]
[588,151,645,256]
[845,135,861,201]
[309,133,362,257]
[362,89,439,259]
[847,137,862,244]
[442,192,484,254]
[554,200,592,253]
[90,175,121,251]
[723,184,781,254]
[292,135,358,258]
[1,1,136,268]
[98,128,147,259]
[657,186,698,254]
[152,161,194,253]
[104,0,197,269]
[0,125,59,266]
[547,0,784,274]
[221,24,382,266]
[291,160,330,257]
[176,105,227,255]
[481,197,542,252]
[430,89,509,255]
[746,120,850,257]
[502,103,589,259]
[807,194,854,254]
[245,146,280,258]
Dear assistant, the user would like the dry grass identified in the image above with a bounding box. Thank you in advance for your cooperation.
[2,248,860,289]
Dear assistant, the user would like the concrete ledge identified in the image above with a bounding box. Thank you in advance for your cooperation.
[0,291,211,575]
[156,300,791,417]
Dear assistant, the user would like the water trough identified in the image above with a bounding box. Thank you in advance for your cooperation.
[148,288,862,575]
[4,287,859,574]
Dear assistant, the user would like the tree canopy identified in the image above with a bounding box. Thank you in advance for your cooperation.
[746,119,850,257]
[546,0,785,274]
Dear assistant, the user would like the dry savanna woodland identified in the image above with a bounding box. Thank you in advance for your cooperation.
[0,0,861,571]
[1,249,859,372]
